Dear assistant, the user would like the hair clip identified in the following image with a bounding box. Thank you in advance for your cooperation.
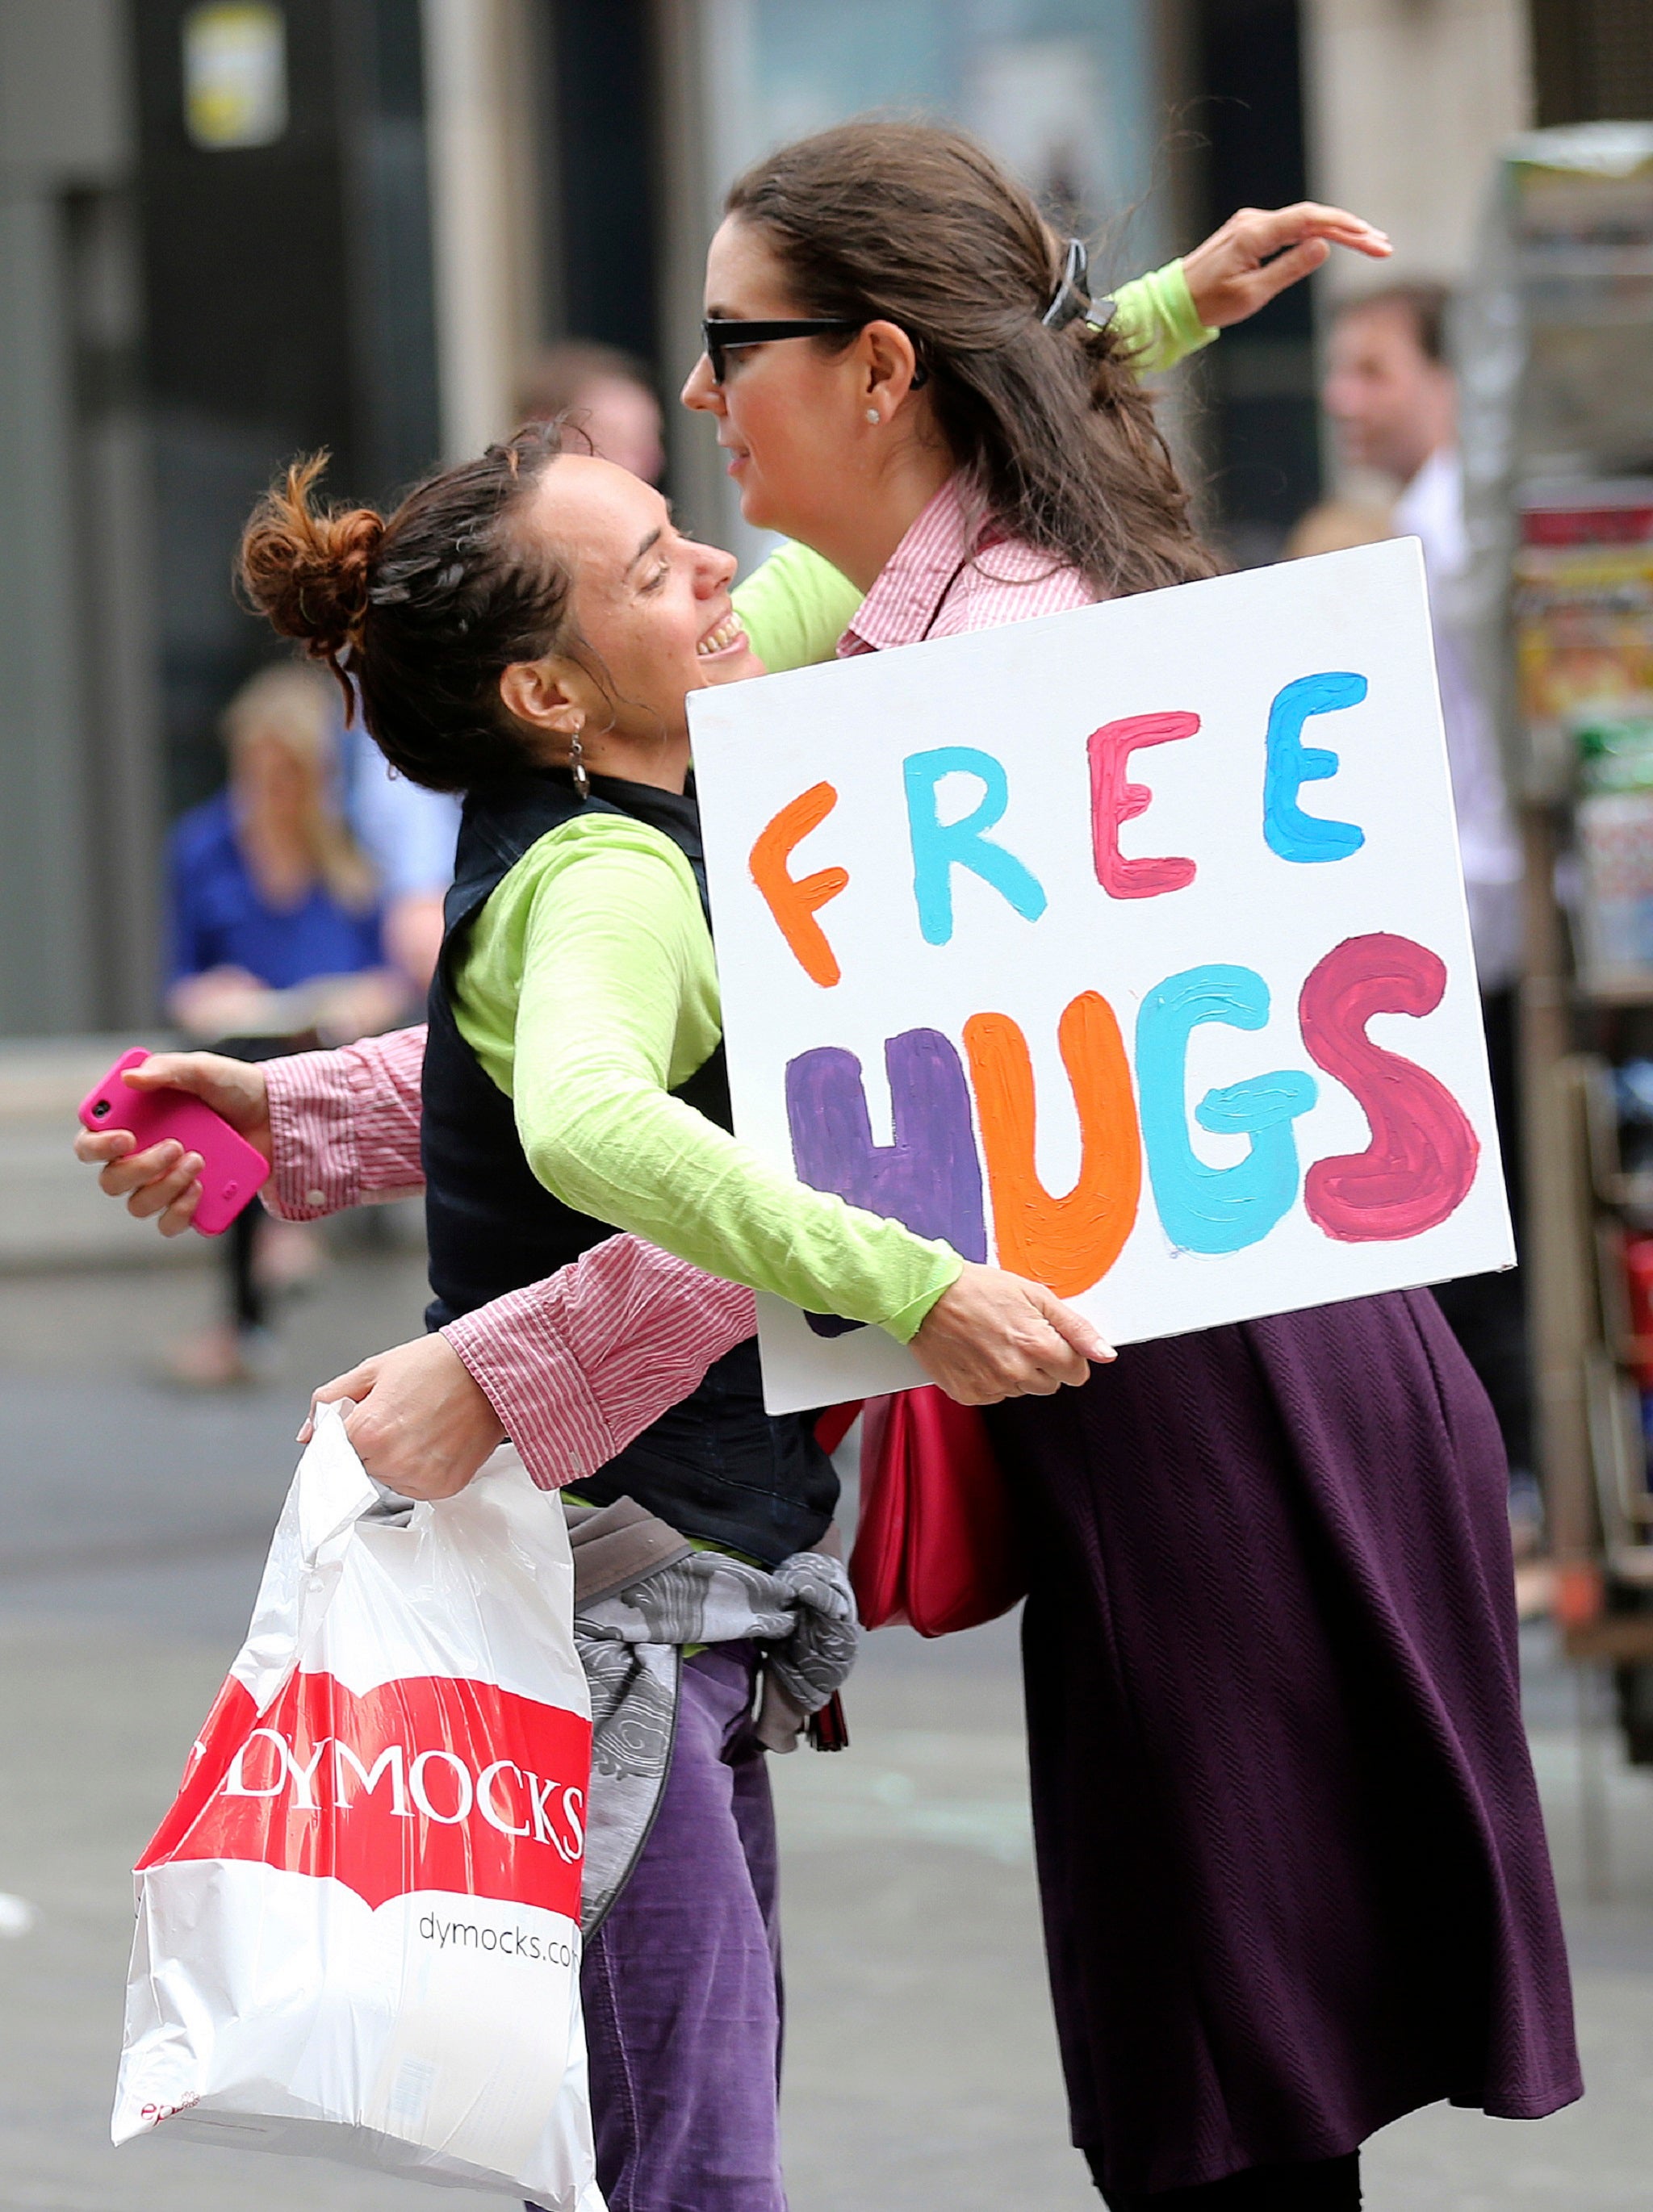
[1042,237,1092,331]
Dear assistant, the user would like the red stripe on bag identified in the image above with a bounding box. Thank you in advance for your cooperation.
[138,1670,592,1917]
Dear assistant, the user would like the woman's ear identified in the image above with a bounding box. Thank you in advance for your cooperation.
[861,320,923,420]
[499,655,585,738]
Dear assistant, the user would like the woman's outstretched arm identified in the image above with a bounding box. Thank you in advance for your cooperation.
[262,1025,429,1215]
[72,1030,432,1233]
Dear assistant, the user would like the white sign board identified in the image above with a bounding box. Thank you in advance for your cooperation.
[690,541,1513,1414]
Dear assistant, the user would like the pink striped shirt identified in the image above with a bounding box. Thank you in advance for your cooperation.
[261,1027,756,1489]
[262,475,1097,1484]
[839,474,1094,654]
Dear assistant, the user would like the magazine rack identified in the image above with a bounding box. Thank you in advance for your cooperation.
[1459,124,1653,1758]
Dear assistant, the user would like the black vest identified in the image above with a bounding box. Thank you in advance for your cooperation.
[422,766,835,1566]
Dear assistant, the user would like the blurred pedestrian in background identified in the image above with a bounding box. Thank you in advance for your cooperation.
[1323,283,1533,1518]
[165,662,408,1384]
[518,339,667,484]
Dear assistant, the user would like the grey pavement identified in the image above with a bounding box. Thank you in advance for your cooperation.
[1,1252,1651,2210]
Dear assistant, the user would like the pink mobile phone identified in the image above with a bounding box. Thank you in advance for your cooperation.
[77,1047,271,1237]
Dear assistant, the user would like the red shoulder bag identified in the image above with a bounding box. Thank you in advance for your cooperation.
[819,1389,1026,1638]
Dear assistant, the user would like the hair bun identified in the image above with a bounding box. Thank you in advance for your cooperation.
[239,454,387,675]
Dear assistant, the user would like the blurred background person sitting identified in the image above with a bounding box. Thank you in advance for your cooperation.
[165,662,409,1386]
[1323,282,1533,1528]
[517,338,665,483]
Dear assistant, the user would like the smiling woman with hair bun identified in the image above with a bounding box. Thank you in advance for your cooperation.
[232,416,1105,2212]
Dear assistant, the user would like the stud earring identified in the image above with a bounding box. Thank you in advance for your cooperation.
[864,408,880,424]
[568,725,590,801]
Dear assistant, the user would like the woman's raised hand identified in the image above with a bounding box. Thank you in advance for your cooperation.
[910,1263,1114,1406]
[302,1333,507,1499]
[1182,203,1391,330]
[71,1052,273,1236]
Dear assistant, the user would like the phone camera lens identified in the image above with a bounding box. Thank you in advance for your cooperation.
[92,1099,110,1118]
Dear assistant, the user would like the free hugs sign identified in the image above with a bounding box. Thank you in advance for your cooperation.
[690,540,1513,1415]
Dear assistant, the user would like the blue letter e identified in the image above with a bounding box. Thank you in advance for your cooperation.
[904,746,1047,946]
[1136,965,1318,1255]
[1264,671,1368,863]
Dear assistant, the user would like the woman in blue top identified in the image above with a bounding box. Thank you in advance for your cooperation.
[167,663,395,1024]
[165,662,407,1381]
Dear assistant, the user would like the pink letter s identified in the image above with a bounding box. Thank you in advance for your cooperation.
[1299,933,1479,1241]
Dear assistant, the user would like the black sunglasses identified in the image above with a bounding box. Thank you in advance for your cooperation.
[700,316,929,388]
[700,317,860,384]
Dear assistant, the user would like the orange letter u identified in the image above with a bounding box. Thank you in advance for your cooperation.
[963,992,1141,1298]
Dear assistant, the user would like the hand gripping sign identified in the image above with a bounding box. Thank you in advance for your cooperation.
[690,541,1514,1413]
[112,1405,602,2210]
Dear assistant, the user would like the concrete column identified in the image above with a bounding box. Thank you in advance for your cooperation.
[1302,0,1534,286]
[0,192,94,1032]
[651,0,729,548]
[0,0,156,1035]
[421,0,542,460]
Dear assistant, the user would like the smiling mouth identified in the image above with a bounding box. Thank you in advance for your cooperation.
[697,616,746,659]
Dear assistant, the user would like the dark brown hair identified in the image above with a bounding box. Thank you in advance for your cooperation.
[1333,281,1451,366]
[237,425,580,792]
[724,119,1219,596]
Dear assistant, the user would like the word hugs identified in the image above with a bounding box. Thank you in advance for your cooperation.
[755,677,1479,1304]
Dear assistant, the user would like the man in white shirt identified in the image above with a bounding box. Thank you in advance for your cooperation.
[1324,286,1530,1491]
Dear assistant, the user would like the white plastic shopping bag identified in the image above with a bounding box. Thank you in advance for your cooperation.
[112,1403,602,2209]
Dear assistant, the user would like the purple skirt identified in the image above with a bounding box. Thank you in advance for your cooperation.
[986,1287,1580,2199]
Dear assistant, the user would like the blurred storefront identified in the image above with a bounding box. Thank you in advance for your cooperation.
[1,1,444,1037]
[1449,123,1653,1754]
[3,0,1650,1042]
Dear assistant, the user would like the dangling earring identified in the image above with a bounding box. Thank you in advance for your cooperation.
[569,724,590,801]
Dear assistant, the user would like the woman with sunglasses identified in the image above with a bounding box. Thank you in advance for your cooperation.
[667,119,1578,2211]
[712,198,1394,677]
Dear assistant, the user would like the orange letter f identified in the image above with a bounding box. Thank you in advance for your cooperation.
[750,782,848,987]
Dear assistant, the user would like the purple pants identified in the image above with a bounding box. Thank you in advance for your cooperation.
[580,1642,785,2212]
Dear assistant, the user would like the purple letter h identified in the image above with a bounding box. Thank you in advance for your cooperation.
[786,1029,986,1339]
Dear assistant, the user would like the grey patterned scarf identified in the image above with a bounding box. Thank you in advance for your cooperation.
[566,1495,860,1931]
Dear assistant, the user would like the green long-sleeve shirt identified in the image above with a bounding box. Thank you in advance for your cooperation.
[453,815,962,1341]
